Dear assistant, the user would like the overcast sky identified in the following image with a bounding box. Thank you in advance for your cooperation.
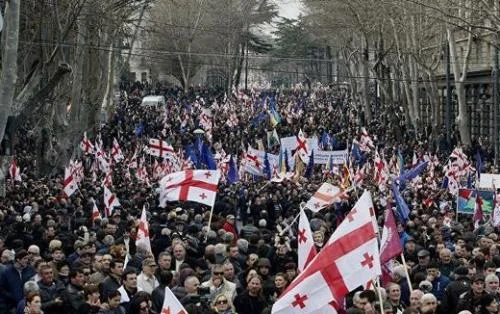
[277,0,304,19]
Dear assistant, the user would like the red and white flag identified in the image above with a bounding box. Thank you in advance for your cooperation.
[80,132,94,154]
[380,208,402,283]
[128,147,138,169]
[111,138,125,162]
[374,151,388,186]
[102,170,113,188]
[158,170,221,208]
[294,129,310,164]
[103,186,121,217]
[160,286,187,314]
[305,183,348,212]
[63,166,78,198]
[9,159,21,182]
[359,127,374,152]
[147,139,174,158]
[298,208,317,272]
[136,206,152,254]
[272,191,381,314]
[92,201,102,222]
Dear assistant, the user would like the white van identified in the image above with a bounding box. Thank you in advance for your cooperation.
[140,95,166,108]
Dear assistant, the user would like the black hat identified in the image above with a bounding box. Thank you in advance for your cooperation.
[417,249,430,257]
[454,266,469,276]
[473,274,485,282]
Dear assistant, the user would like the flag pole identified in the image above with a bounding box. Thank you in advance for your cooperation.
[400,253,413,292]
[373,277,385,314]
[207,204,215,231]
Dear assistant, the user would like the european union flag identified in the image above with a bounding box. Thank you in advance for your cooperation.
[227,155,239,184]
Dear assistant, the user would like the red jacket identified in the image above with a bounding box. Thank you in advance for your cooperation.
[222,221,238,241]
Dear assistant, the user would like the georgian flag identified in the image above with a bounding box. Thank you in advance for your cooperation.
[80,132,94,154]
[305,183,348,212]
[111,138,125,162]
[9,159,21,182]
[294,129,310,164]
[103,186,121,217]
[102,170,113,188]
[147,139,174,158]
[158,170,221,208]
[92,201,102,222]
[298,208,317,272]
[63,166,78,198]
[272,191,381,314]
[161,286,187,314]
[136,206,152,253]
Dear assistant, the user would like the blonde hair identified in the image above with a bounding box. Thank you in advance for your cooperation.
[211,293,235,312]
[49,240,62,252]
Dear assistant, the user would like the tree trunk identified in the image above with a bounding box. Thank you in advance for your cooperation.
[448,28,473,146]
[0,0,21,146]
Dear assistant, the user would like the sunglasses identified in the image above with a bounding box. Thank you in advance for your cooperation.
[216,299,228,305]
[214,272,224,275]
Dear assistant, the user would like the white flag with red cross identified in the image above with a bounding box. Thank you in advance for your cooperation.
[272,190,380,314]
[298,207,317,272]
[80,132,94,155]
[160,286,187,314]
[9,159,21,182]
[92,201,102,222]
[136,206,152,254]
[305,183,348,212]
[102,169,113,188]
[294,129,310,164]
[63,166,78,198]
[103,186,120,217]
[158,170,221,208]
[111,138,125,162]
[147,139,174,159]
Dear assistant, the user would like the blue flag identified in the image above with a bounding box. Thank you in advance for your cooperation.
[195,136,203,154]
[476,151,483,180]
[351,142,364,164]
[320,131,330,150]
[135,123,144,137]
[263,153,271,180]
[391,183,410,221]
[397,149,404,176]
[201,143,217,170]
[251,112,267,128]
[441,176,449,189]
[305,150,314,179]
[227,155,239,184]
[185,144,200,169]
[467,172,474,189]
[398,161,428,190]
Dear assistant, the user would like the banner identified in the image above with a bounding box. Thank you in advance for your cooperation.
[457,189,494,215]
[279,136,347,165]
[479,173,500,189]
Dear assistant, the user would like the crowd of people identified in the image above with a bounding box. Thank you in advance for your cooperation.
[0,82,499,314]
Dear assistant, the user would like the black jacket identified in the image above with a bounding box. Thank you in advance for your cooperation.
[37,279,65,314]
[233,291,268,314]
[99,275,121,302]
[441,276,471,314]
[62,283,85,312]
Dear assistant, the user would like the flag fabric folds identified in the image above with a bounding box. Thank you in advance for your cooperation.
[298,207,317,272]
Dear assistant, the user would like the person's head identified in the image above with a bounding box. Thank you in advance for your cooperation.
[83,284,100,303]
[247,253,259,267]
[39,264,54,284]
[285,262,297,280]
[23,281,40,296]
[141,258,157,277]
[157,270,173,286]
[15,250,30,269]
[417,250,430,266]
[274,272,289,290]
[472,275,486,294]
[158,252,172,270]
[28,245,40,261]
[69,268,85,287]
[1,249,14,264]
[101,254,112,271]
[420,293,437,313]
[211,264,225,286]
[107,290,121,309]
[173,243,186,261]
[480,293,498,314]
[257,258,271,276]
[223,262,235,280]
[226,215,236,225]
[122,268,138,290]
[409,290,424,309]
[247,275,262,296]
[485,274,499,294]
[25,292,42,312]
[359,290,376,312]
[228,245,239,259]
[426,262,440,280]
[213,293,233,313]
[439,248,452,264]
[386,283,401,303]
[110,259,124,277]
[51,248,64,262]
[184,275,200,295]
